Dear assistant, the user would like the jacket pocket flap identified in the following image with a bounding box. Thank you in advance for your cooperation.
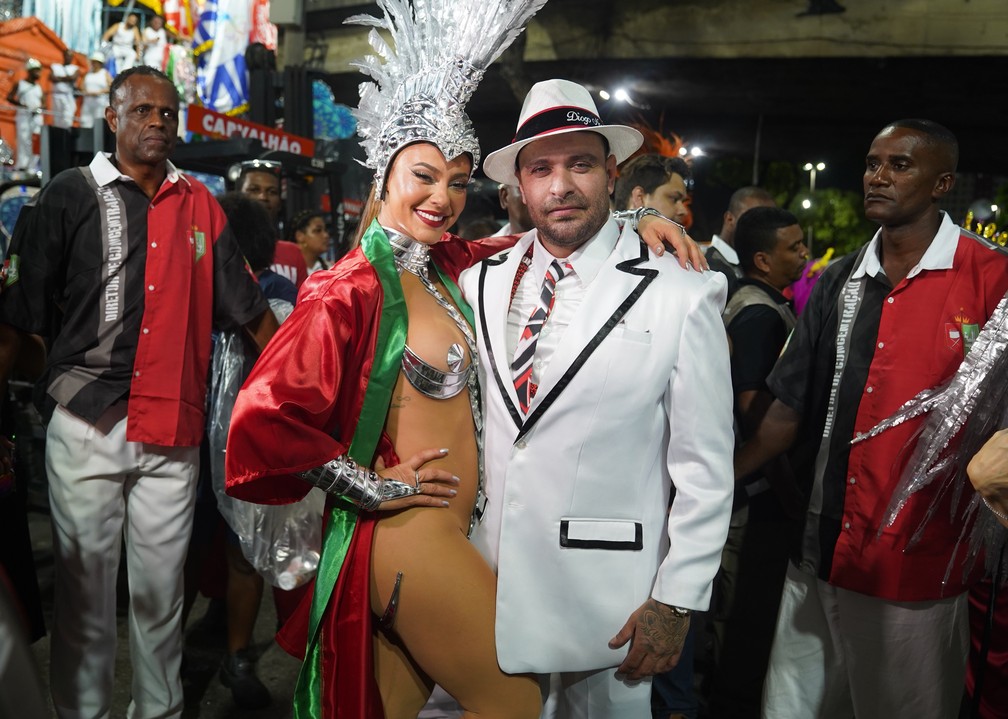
[559,519,642,550]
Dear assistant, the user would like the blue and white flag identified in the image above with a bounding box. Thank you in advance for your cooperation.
[194,0,252,115]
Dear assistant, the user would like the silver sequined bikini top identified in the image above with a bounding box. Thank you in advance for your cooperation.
[387,228,474,400]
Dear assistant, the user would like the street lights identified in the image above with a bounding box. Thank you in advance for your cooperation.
[803,161,825,191]
[802,162,825,253]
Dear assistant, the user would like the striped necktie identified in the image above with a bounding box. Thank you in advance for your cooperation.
[512,258,569,414]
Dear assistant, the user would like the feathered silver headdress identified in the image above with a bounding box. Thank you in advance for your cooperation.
[346,0,548,195]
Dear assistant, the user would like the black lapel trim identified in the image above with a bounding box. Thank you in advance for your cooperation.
[477,252,525,432]
[516,241,657,442]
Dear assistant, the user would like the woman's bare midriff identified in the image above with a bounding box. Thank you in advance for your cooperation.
[383,378,479,532]
[374,271,479,555]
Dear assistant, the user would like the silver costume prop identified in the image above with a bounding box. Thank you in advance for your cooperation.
[300,455,421,511]
[854,289,1008,583]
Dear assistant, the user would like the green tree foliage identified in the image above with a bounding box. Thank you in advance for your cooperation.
[787,189,877,258]
[706,156,877,260]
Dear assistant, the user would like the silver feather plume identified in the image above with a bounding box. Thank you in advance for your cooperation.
[854,288,1008,585]
[346,0,549,194]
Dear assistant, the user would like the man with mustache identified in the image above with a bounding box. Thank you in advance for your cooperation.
[736,119,1008,718]
[0,66,277,718]
[459,78,735,717]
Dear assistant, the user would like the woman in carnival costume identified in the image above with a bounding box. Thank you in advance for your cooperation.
[227,0,540,701]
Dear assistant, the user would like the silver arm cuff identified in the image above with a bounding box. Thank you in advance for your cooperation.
[299,455,419,511]
[611,207,687,236]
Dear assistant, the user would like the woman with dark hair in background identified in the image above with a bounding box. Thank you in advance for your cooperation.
[287,209,331,275]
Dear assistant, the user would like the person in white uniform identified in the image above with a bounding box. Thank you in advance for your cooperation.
[459,78,735,717]
[102,13,141,73]
[141,15,168,70]
[50,49,81,129]
[6,58,44,172]
[79,54,112,130]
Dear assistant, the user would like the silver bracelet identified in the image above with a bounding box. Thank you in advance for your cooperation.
[611,207,687,236]
[981,494,1008,523]
[299,455,419,511]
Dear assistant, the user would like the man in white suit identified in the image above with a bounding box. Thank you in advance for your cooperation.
[459,79,735,717]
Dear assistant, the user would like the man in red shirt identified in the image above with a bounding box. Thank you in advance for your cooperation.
[0,66,277,718]
[737,119,1008,719]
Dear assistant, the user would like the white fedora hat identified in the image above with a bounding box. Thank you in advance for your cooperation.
[482,78,643,185]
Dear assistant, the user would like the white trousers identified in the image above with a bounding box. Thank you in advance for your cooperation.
[111,47,137,73]
[539,669,651,719]
[51,94,77,129]
[79,98,106,130]
[46,403,198,719]
[14,109,40,171]
[762,562,969,719]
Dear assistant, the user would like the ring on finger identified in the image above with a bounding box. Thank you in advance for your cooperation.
[413,469,421,490]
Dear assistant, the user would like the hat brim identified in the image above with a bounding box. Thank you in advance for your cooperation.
[482,124,644,185]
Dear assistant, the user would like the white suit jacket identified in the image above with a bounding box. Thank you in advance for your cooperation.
[459,220,735,674]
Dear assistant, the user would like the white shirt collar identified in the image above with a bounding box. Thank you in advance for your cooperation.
[530,219,619,287]
[89,152,187,188]
[852,211,958,281]
[492,222,512,237]
[709,235,739,265]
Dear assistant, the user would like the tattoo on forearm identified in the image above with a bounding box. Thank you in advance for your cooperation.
[390,394,411,409]
[638,598,689,659]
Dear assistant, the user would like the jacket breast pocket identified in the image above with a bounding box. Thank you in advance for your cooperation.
[559,518,643,551]
[611,324,652,345]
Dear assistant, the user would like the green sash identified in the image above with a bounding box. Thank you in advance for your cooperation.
[290,222,474,716]
[292,220,407,718]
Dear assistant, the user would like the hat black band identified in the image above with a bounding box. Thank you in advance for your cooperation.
[513,106,602,143]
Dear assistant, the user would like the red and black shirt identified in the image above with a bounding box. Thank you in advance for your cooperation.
[768,213,1008,600]
[0,153,267,447]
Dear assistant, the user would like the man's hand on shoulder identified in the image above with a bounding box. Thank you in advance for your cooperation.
[608,596,690,680]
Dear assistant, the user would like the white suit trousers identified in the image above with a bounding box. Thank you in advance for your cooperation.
[46,403,198,719]
[539,669,651,719]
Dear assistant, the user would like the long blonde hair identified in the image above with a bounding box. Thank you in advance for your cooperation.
[350,185,382,251]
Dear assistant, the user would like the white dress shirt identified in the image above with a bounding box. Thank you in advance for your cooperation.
[506,223,619,388]
[709,234,740,267]
[853,211,958,281]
